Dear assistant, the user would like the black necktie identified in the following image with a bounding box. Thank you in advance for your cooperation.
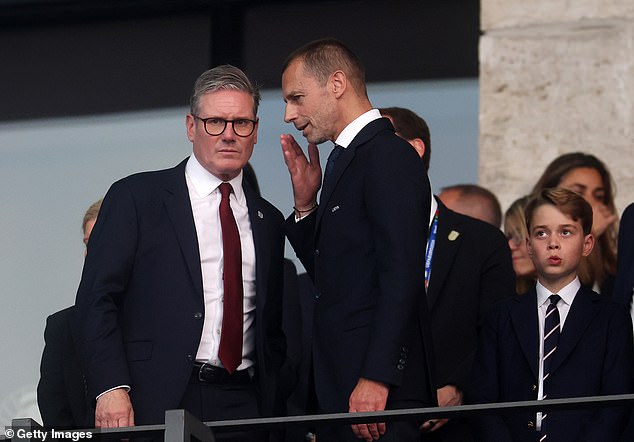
[323,144,344,184]
[540,294,561,439]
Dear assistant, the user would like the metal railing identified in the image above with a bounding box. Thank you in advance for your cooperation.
[3,394,633,441]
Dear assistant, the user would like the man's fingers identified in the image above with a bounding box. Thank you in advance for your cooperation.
[430,418,448,431]
[351,423,373,441]
[367,422,380,440]
[307,143,320,167]
[281,134,304,156]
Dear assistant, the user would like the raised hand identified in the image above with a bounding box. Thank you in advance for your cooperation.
[280,134,322,212]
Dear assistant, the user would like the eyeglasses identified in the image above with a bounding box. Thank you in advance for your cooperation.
[192,115,258,137]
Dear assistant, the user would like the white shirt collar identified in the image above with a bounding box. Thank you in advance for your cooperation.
[334,109,382,148]
[536,277,580,308]
[185,155,245,204]
[429,194,438,228]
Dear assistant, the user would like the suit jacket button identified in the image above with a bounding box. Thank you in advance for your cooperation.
[532,384,537,391]
[399,359,406,365]
[193,312,203,319]
[527,421,535,429]
[187,354,193,361]
[315,249,320,256]
[397,364,404,370]
[315,292,321,300]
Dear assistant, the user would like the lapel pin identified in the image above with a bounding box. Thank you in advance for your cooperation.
[257,210,264,219]
[448,230,460,241]
[331,205,340,213]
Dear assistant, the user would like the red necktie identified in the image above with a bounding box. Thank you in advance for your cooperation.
[218,182,243,373]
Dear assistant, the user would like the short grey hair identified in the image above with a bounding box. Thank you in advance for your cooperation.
[190,64,260,116]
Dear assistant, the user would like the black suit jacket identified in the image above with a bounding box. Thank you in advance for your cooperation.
[614,203,634,306]
[427,200,515,392]
[74,158,290,424]
[37,306,92,429]
[425,200,515,442]
[285,117,435,414]
[470,285,634,442]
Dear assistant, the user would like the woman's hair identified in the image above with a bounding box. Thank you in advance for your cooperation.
[531,152,617,291]
[504,195,535,294]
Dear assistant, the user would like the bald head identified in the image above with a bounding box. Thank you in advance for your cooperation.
[438,184,502,228]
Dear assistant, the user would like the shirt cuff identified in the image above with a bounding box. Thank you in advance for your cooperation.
[96,385,131,401]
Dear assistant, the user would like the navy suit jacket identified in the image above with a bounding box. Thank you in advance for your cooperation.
[37,306,92,429]
[74,158,291,424]
[614,203,634,307]
[285,117,436,414]
[470,285,634,442]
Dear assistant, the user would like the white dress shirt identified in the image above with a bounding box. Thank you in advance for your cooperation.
[295,109,382,222]
[186,155,256,371]
[334,108,382,148]
[535,277,580,429]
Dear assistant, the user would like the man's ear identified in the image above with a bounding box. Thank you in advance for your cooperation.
[581,233,595,257]
[410,138,426,159]
[186,114,196,142]
[330,70,347,98]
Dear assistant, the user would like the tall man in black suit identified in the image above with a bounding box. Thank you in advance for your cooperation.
[380,107,516,441]
[280,39,435,442]
[74,65,291,440]
[38,199,102,429]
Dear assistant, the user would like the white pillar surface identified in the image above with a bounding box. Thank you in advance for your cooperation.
[479,0,634,214]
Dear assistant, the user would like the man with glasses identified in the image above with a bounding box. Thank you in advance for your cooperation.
[74,65,292,441]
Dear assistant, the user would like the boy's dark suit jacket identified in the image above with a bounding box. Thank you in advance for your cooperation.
[285,118,436,419]
[425,199,515,441]
[470,285,634,442]
[37,306,92,429]
[74,158,292,425]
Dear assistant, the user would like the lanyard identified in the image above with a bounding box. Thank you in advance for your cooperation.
[425,209,439,289]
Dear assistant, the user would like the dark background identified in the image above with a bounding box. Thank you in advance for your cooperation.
[0,0,479,121]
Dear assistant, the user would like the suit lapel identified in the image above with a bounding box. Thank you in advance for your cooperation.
[427,202,462,309]
[244,184,269,314]
[509,289,540,379]
[316,143,355,229]
[316,118,393,230]
[549,286,601,374]
[162,158,203,299]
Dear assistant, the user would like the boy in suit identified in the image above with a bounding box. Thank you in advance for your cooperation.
[470,187,634,442]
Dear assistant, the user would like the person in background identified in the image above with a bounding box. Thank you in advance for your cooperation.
[613,202,634,311]
[532,152,618,295]
[74,65,292,441]
[470,188,633,442]
[281,39,435,441]
[37,198,102,429]
[438,184,503,229]
[380,106,515,442]
[503,196,538,295]
[242,162,314,442]
[613,202,634,441]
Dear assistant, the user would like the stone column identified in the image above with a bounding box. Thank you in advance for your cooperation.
[479,1,634,214]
